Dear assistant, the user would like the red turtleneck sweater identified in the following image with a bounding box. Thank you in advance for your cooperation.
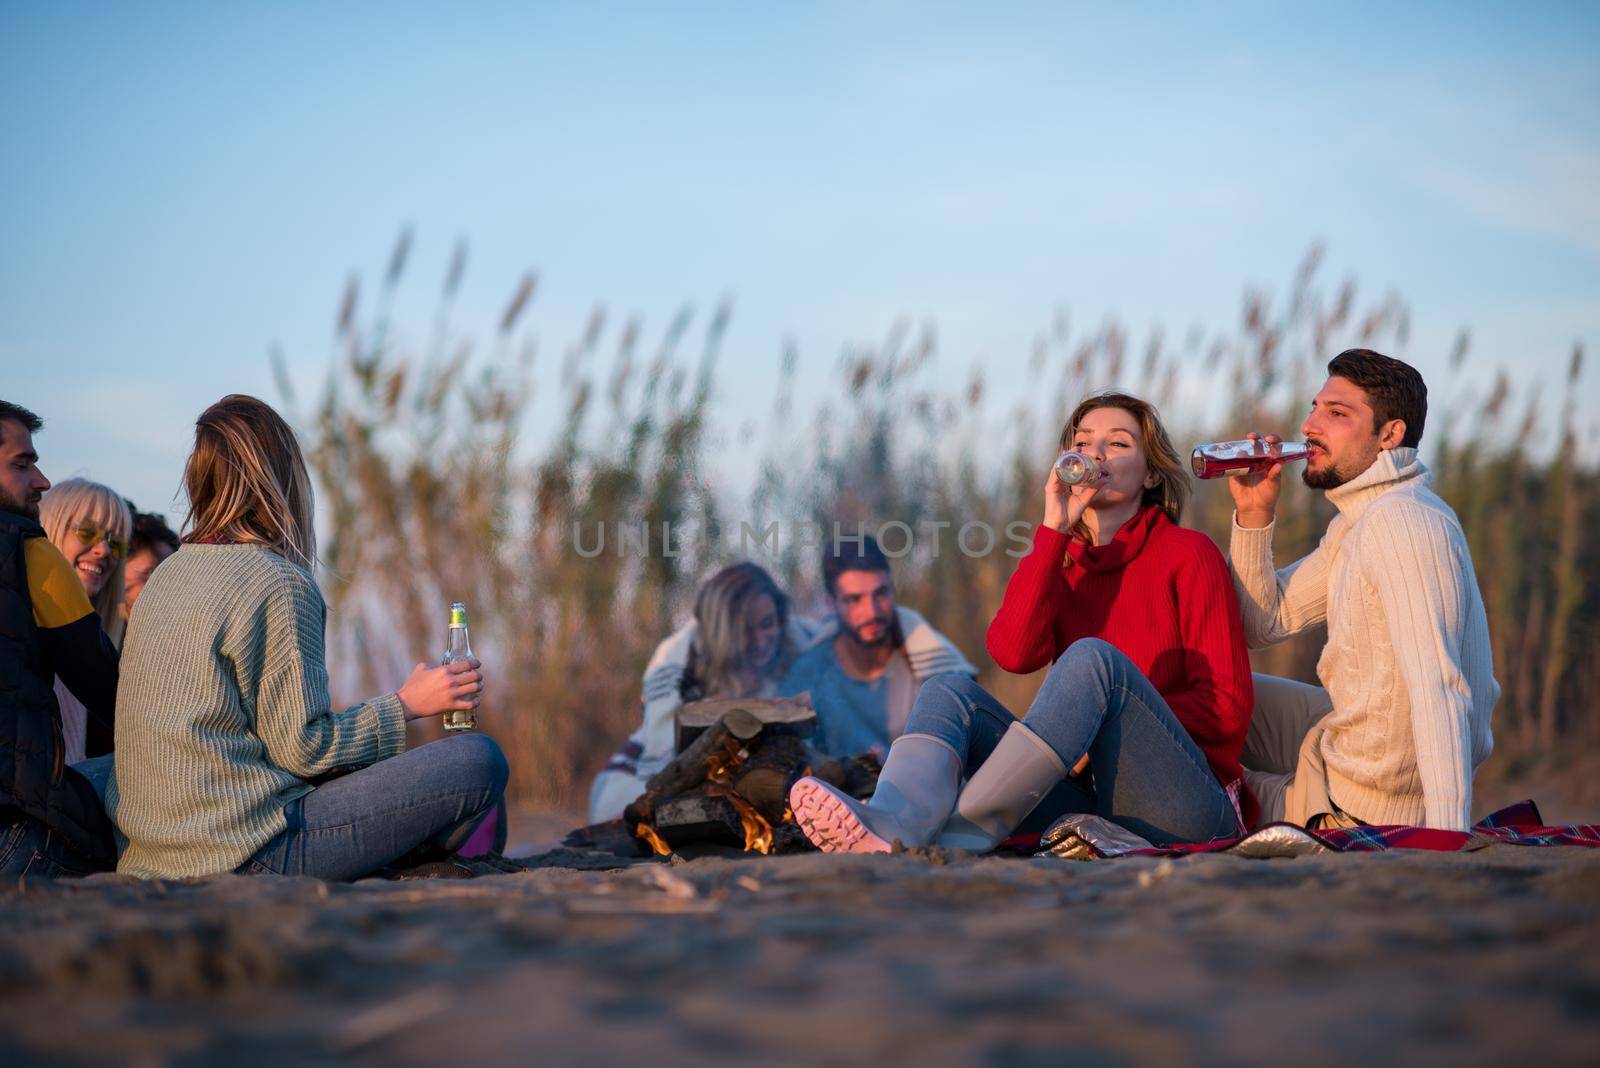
[987,507,1258,830]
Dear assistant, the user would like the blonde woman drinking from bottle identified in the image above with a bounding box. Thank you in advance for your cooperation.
[108,395,507,879]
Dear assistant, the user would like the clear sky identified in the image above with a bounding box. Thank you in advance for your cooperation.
[4,1,1598,519]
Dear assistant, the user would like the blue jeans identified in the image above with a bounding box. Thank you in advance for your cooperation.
[0,754,120,879]
[238,733,509,880]
[73,753,115,806]
[0,815,102,878]
[909,639,1238,845]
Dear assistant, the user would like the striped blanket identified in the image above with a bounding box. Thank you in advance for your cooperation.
[1034,801,1600,860]
[589,606,975,824]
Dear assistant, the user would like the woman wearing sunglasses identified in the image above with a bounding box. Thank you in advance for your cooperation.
[39,480,132,777]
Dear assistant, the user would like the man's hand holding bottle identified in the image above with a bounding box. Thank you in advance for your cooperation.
[1228,432,1284,529]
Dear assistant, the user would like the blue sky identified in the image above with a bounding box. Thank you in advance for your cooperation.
[3,1,1597,519]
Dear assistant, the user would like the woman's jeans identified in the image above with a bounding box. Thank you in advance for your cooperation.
[238,733,509,880]
[909,639,1239,845]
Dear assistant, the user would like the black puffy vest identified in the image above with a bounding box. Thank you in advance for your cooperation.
[0,510,115,867]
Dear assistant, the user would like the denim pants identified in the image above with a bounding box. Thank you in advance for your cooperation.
[0,753,119,879]
[0,814,101,878]
[74,753,115,806]
[908,638,1239,845]
[238,733,509,880]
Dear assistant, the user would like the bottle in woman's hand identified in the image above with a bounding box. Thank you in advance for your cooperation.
[397,603,483,723]
[1054,450,1102,486]
[1044,451,1108,532]
[441,602,478,732]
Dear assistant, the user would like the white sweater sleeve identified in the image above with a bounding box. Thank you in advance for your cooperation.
[1362,505,1477,830]
[1227,513,1331,649]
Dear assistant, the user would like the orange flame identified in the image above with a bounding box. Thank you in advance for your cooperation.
[699,736,772,853]
[634,822,672,857]
[709,784,774,855]
[704,737,748,785]
[638,734,773,855]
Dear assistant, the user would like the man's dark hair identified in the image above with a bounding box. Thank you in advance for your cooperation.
[0,400,43,444]
[1326,349,1427,448]
[129,508,181,557]
[822,533,892,595]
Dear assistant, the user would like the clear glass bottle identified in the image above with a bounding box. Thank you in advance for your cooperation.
[1053,450,1103,486]
[441,601,477,732]
[1190,438,1310,479]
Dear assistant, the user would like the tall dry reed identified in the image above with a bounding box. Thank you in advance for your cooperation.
[281,235,1598,808]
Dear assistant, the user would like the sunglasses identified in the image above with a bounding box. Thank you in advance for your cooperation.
[72,521,129,561]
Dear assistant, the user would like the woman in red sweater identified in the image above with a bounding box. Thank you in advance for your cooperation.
[791,391,1254,851]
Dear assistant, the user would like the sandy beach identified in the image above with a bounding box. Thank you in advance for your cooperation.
[3,837,1596,1066]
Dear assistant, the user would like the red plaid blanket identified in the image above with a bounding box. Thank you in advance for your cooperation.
[1027,801,1600,859]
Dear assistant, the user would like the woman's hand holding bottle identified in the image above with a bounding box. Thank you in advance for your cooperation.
[1043,459,1107,534]
[398,658,483,722]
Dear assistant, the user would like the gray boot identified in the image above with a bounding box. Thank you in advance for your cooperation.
[936,721,1069,852]
[789,734,962,853]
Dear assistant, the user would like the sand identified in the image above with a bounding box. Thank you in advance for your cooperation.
[2,840,1597,1066]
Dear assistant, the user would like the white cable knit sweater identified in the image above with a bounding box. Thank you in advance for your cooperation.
[1228,447,1498,829]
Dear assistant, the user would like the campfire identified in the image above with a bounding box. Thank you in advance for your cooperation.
[569,696,881,857]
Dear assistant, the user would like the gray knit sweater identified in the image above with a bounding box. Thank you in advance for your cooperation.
[107,544,406,878]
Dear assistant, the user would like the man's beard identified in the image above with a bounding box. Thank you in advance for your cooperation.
[842,615,901,650]
[0,488,39,519]
[1302,465,1348,490]
[1301,440,1378,490]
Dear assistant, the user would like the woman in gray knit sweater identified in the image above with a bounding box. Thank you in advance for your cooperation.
[106,396,507,879]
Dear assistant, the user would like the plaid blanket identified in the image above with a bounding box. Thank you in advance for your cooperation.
[1031,801,1600,860]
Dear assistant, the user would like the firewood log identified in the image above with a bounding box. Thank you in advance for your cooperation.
[654,789,746,849]
[800,743,847,788]
[838,752,883,800]
[624,707,764,827]
[730,735,808,812]
[771,821,819,855]
[562,819,647,858]
[674,694,815,752]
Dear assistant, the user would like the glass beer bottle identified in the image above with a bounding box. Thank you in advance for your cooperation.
[1190,438,1310,479]
[1053,450,1103,486]
[441,601,477,732]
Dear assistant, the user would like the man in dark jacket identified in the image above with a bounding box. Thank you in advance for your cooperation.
[0,400,120,877]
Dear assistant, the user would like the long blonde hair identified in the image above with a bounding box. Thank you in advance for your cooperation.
[40,478,133,645]
[684,563,793,700]
[183,395,317,571]
[1059,390,1189,542]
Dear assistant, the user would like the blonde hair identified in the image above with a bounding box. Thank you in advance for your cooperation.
[40,479,133,645]
[684,563,793,700]
[183,395,317,571]
[1060,390,1189,543]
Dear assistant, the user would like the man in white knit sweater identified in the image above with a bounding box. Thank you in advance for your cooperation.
[1228,349,1498,831]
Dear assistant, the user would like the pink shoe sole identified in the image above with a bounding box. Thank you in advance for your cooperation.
[789,777,893,854]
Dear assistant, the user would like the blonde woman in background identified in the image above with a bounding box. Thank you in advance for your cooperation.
[588,562,808,823]
[40,479,131,773]
[108,394,507,880]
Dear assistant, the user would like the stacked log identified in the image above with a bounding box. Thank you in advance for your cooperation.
[567,695,880,857]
